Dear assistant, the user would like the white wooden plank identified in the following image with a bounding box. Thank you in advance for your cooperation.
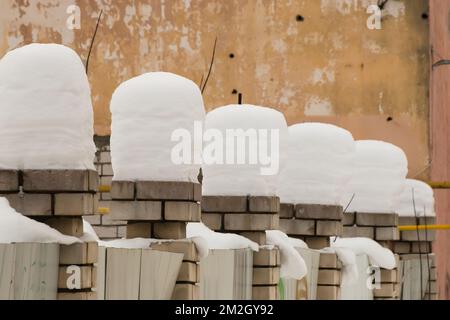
[0,244,15,300]
[95,246,106,300]
[234,248,252,300]
[297,248,320,300]
[401,257,431,300]
[200,249,235,299]
[341,254,373,300]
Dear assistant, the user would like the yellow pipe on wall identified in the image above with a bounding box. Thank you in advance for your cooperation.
[399,224,450,231]
[98,185,111,193]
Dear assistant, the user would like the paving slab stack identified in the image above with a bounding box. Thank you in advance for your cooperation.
[317,252,342,300]
[279,204,344,250]
[0,169,99,300]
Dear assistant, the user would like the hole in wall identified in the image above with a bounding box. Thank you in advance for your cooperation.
[386,117,393,122]
[229,53,235,59]
[231,89,238,95]
[422,13,429,20]
[296,15,304,22]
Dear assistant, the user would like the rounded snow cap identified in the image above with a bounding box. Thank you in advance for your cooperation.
[0,43,96,170]
[394,179,435,217]
[278,122,355,206]
[344,140,408,214]
[202,104,288,196]
[110,72,205,182]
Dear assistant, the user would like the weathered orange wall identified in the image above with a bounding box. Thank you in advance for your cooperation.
[430,0,450,300]
[0,0,430,179]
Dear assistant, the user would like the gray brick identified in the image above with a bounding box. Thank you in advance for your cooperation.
[43,217,84,237]
[101,213,127,226]
[201,213,223,231]
[100,192,112,201]
[100,176,112,186]
[356,212,398,227]
[401,229,436,242]
[94,225,118,239]
[316,285,340,300]
[150,240,198,261]
[126,222,151,238]
[253,248,280,267]
[117,226,127,238]
[253,267,280,285]
[1,193,52,216]
[201,196,247,213]
[279,203,294,218]
[59,242,98,265]
[410,241,432,254]
[0,170,19,192]
[102,164,114,176]
[279,218,315,236]
[295,204,343,221]
[304,236,330,250]
[136,181,200,201]
[164,201,201,222]
[240,231,267,245]
[110,181,135,200]
[318,269,341,286]
[248,196,280,213]
[109,200,162,221]
[99,151,111,163]
[224,213,279,231]
[375,227,400,241]
[319,252,341,269]
[343,226,374,238]
[54,193,96,216]
[342,212,355,226]
[84,214,102,225]
[316,220,343,236]
[153,222,187,239]
[23,170,98,192]
[392,241,411,254]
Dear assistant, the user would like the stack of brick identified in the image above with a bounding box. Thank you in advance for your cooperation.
[252,247,281,300]
[151,240,200,300]
[279,204,343,249]
[373,263,401,300]
[110,181,201,239]
[0,169,99,300]
[343,212,400,244]
[86,146,127,240]
[201,195,280,245]
[317,252,342,300]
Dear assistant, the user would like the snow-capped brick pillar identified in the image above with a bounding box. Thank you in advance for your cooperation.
[252,247,281,300]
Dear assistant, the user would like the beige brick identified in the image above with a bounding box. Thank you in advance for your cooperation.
[342,212,355,226]
[201,213,223,231]
[172,283,199,300]
[100,176,112,186]
[398,216,436,226]
[279,203,294,218]
[201,195,247,213]
[253,267,280,285]
[178,262,199,283]
[343,226,374,238]
[125,222,151,238]
[279,218,315,236]
[240,231,267,245]
[110,181,135,200]
[252,286,279,300]
[136,181,200,201]
[117,226,127,238]
[59,242,98,265]
[224,213,279,231]
[373,283,399,298]
[319,253,341,269]
[248,196,280,213]
[57,291,97,300]
[295,204,343,221]
[44,217,84,237]
[318,270,341,286]
[0,170,19,192]
[304,236,330,250]
[99,151,111,163]
[316,285,340,300]
[54,193,95,216]
[401,229,436,242]
[101,212,126,226]
[84,214,101,225]
[410,242,433,254]
[94,226,118,239]
[58,266,93,289]
[102,164,114,176]
[253,248,280,267]
[109,200,162,221]
[100,192,111,201]
[380,269,398,283]
[23,170,98,192]
[153,222,187,240]
[356,212,398,227]
[165,201,201,222]
[151,240,198,262]
[392,241,411,254]
[1,193,52,216]
[316,220,343,237]
[375,227,400,241]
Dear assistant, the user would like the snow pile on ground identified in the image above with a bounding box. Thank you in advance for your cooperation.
[110,72,205,182]
[202,104,288,196]
[266,230,307,279]
[0,43,95,170]
[394,179,435,217]
[0,197,79,244]
[187,222,259,251]
[343,140,408,213]
[278,123,355,206]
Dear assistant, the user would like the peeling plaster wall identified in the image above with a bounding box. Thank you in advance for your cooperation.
[0,0,430,178]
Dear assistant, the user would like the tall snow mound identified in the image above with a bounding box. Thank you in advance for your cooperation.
[0,197,79,244]
[202,104,288,196]
[110,72,205,182]
[278,123,355,206]
[344,140,408,213]
[0,43,95,170]
[394,179,435,217]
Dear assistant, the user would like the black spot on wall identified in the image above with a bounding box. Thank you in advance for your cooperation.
[387,117,393,122]
[422,13,429,20]
[296,15,304,22]
[229,53,235,59]
[232,89,238,95]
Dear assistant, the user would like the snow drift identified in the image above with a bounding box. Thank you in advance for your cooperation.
[278,123,355,206]
[394,179,435,217]
[0,43,95,170]
[110,72,205,182]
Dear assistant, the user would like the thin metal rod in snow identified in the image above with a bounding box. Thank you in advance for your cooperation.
[85,10,103,74]
[201,37,217,94]
[238,93,243,105]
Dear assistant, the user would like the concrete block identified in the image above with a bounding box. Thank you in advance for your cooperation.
[253,267,280,285]
[84,214,101,225]
[240,231,267,245]
[57,291,97,300]
[373,283,399,298]
[224,213,279,231]
[126,222,151,239]
[99,151,111,163]
[109,200,162,221]
[411,241,433,254]
[59,242,98,265]
[102,164,114,176]
[253,248,281,267]
[153,222,187,240]
[172,283,199,300]
[380,269,398,283]
[375,227,400,241]
[304,236,330,250]
[398,216,436,227]
[1,193,52,216]
[201,213,223,231]
[316,220,343,236]
[100,176,112,186]
[248,196,280,213]
[165,201,201,222]
[94,226,118,239]
[201,196,247,213]
[43,217,84,237]
[54,193,96,216]
[342,212,355,226]
[356,212,398,227]
[295,204,343,221]
[23,170,98,192]
[401,229,436,242]
[392,241,411,254]
[279,218,315,236]
[279,203,294,218]
[178,262,199,283]
[101,212,126,226]
[343,226,374,238]
[100,192,112,201]
[316,285,340,300]
[252,286,278,300]
[110,181,135,200]
[0,170,19,192]
[319,253,341,269]
[136,181,200,201]
[151,240,198,262]
[58,265,93,289]
[318,269,341,286]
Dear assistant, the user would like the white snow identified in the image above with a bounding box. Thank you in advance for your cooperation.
[322,246,358,285]
[110,72,205,182]
[202,104,289,196]
[0,197,79,244]
[278,123,355,206]
[81,219,100,242]
[266,230,307,280]
[0,43,96,170]
[394,179,435,217]
[343,140,408,213]
[187,222,259,251]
